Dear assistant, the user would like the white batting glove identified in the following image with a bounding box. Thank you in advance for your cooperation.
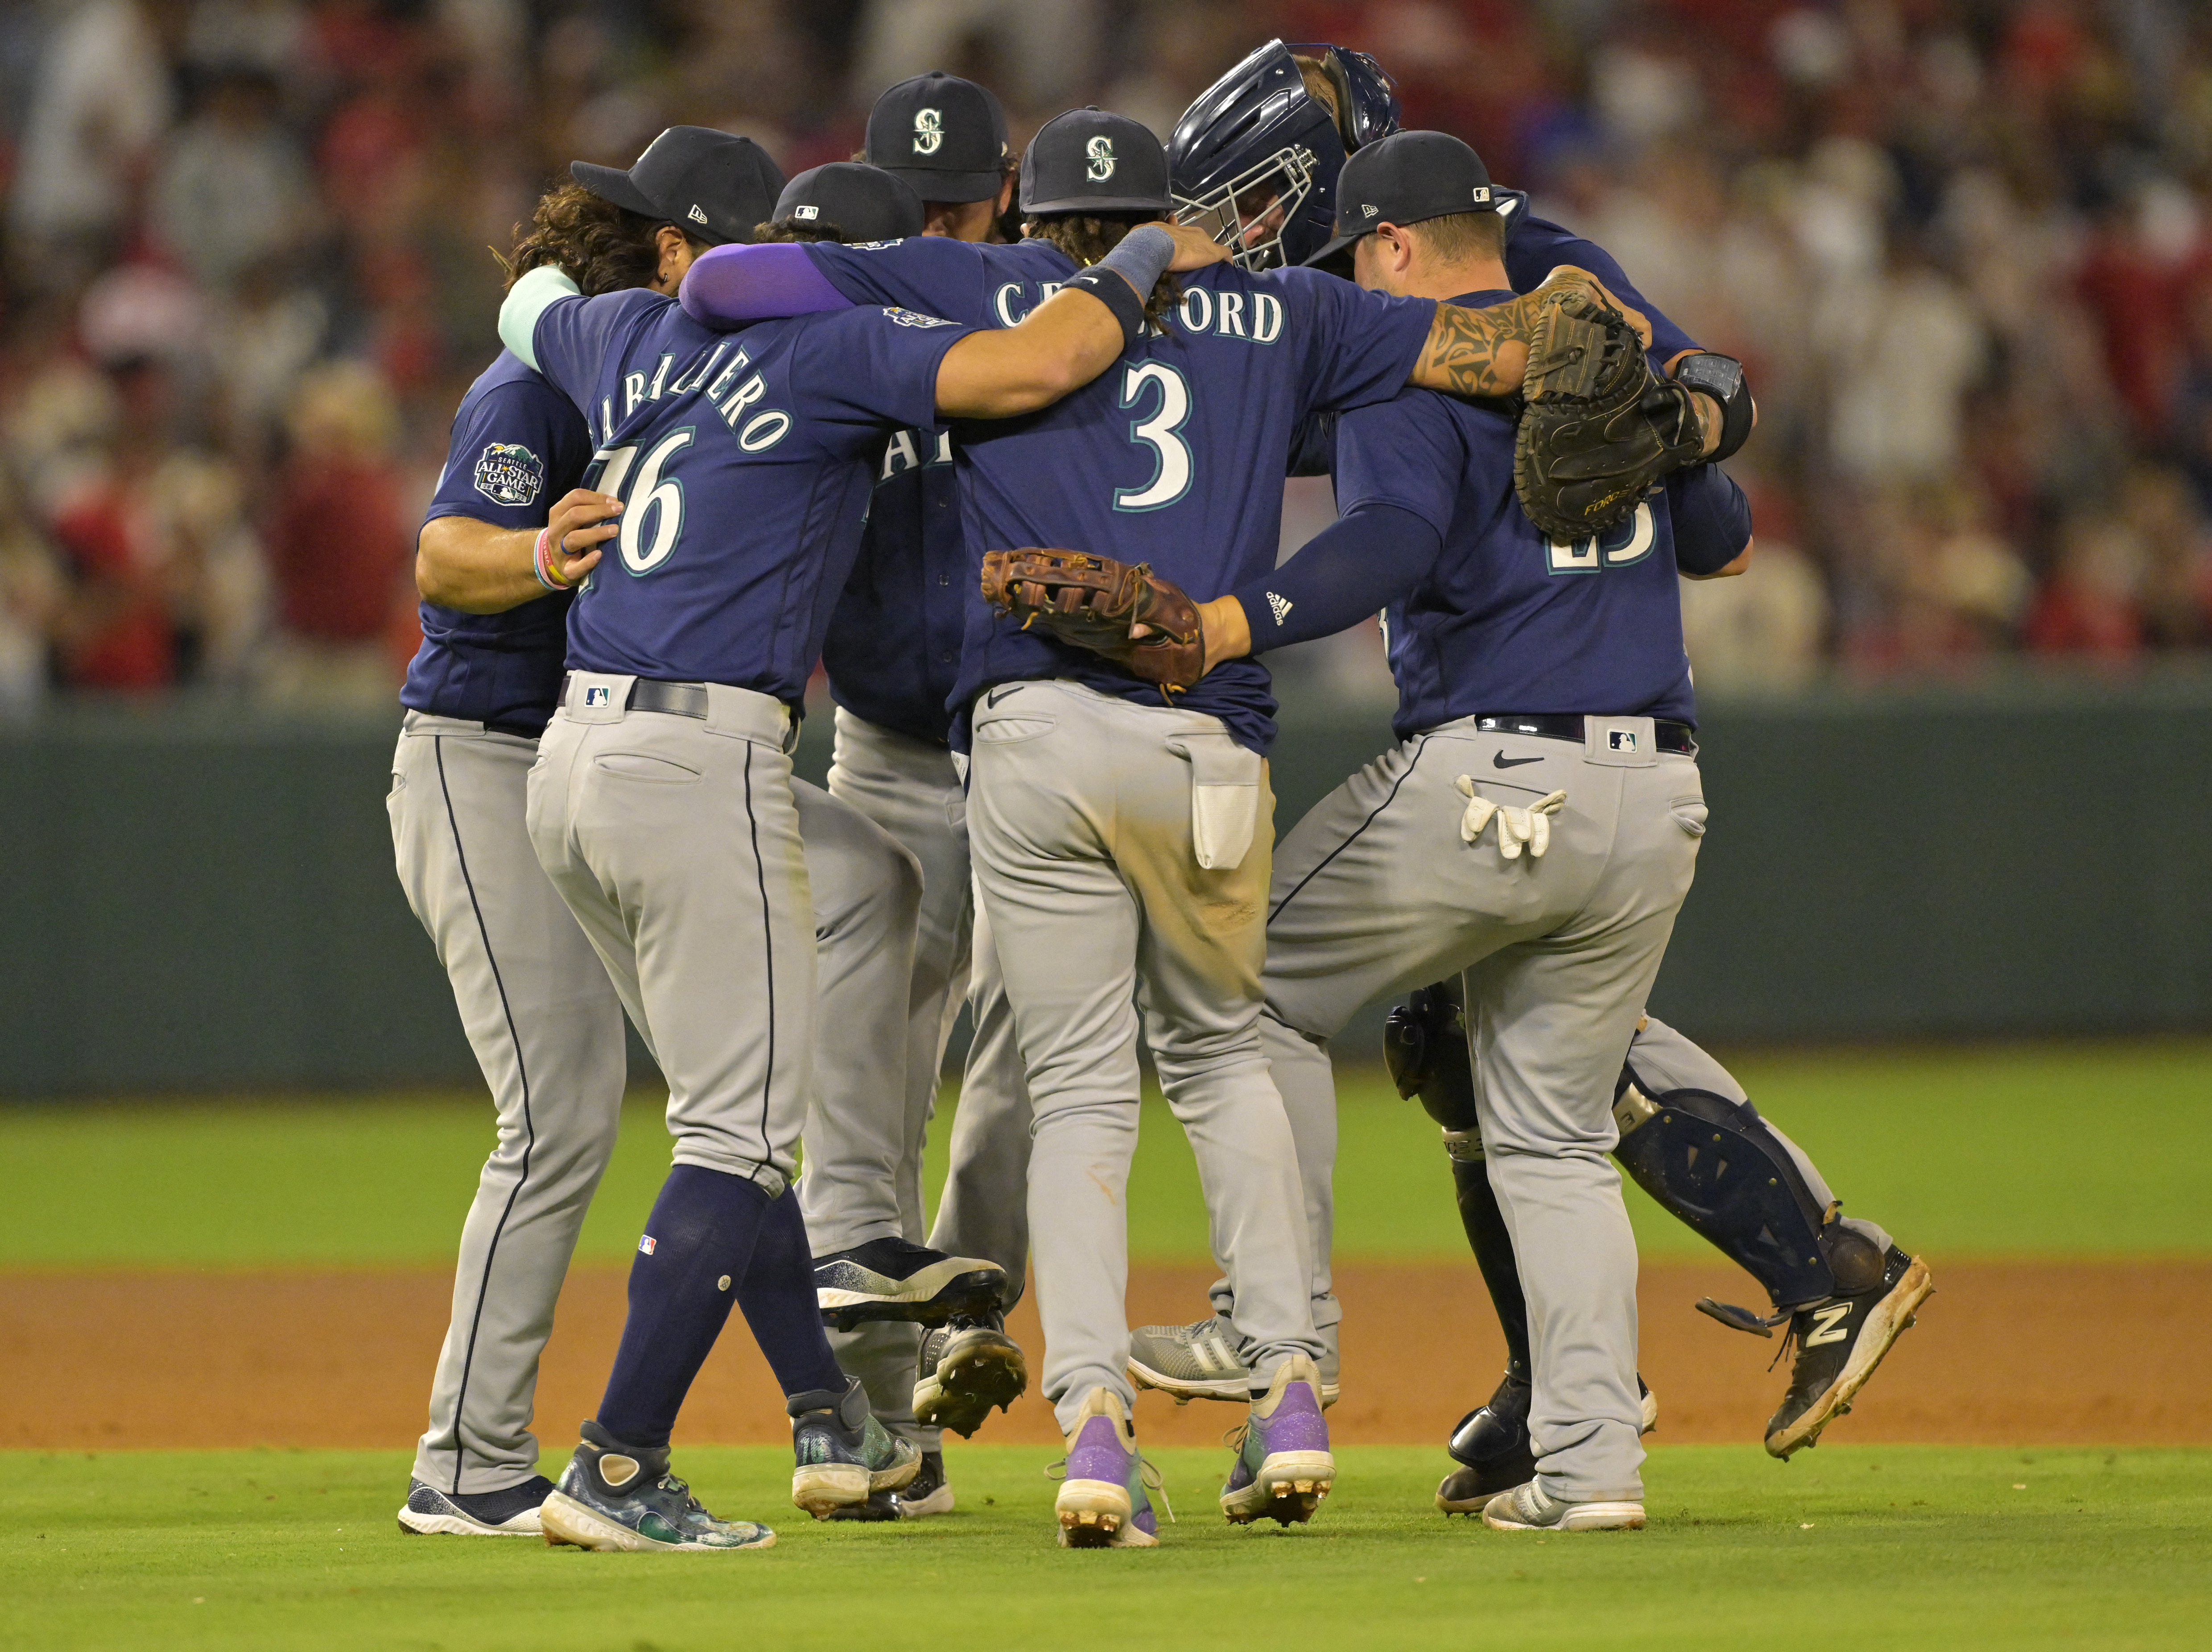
[1455,777,1568,860]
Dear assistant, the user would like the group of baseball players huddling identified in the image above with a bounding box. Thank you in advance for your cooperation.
[386,39,1934,1554]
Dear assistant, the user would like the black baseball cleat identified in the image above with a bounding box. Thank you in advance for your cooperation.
[813,1237,1007,1330]
[396,1474,555,1536]
[913,1308,1028,1437]
[894,1448,954,1518]
[1765,1247,1934,1459]
[1436,1373,1659,1514]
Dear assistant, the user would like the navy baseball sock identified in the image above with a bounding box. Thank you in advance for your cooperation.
[734,1180,847,1400]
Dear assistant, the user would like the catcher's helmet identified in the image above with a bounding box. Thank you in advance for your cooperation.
[1168,40,1400,270]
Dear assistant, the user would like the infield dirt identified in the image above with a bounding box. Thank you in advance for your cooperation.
[1,1258,2200,1452]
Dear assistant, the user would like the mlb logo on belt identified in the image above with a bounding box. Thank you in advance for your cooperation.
[1609,729,1638,752]
[585,685,612,708]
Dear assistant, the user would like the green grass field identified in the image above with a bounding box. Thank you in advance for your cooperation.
[4,1041,2209,1648]
[2,1042,2207,1268]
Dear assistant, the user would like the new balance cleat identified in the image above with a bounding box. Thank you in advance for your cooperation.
[1221,1352,1333,1526]
[537,1423,774,1552]
[1765,1247,1933,1459]
[814,1237,1007,1330]
[1127,1314,1341,1406]
[1482,1479,1644,1532]
[790,1377,921,1519]
[1439,1374,1658,1513]
[396,1474,553,1537]
[1053,1388,1164,1549]
[914,1309,1027,1436]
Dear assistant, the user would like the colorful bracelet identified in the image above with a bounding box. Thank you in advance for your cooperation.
[532,526,572,591]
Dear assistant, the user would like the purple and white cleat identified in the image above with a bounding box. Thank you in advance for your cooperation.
[1054,1388,1162,1549]
[1221,1351,1334,1525]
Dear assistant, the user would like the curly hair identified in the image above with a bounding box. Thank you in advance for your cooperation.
[499,182,694,296]
[1018,212,1181,331]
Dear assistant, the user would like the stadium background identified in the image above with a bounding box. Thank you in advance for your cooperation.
[0,3,2205,1648]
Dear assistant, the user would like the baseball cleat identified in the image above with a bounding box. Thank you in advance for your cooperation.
[1437,1374,1657,1513]
[1127,1314,1341,1406]
[894,1448,955,1518]
[1052,1388,1163,1549]
[914,1309,1028,1436]
[538,1423,774,1552]
[790,1379,922,1520]
[396,1474,554,1537]
[813,1237,1007,1330]
[1765,1248,1934,1459]
[1481,1479,1645,1532]
[1221,1353,1333,1526]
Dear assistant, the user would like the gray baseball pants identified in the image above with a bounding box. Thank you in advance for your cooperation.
[527,674,816,1192]
[1261,716,1708,1502]
[967,681,1322,1433]
[390,713,628,1495]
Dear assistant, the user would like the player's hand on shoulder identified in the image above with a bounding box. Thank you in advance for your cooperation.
[1534,264,1652,351]
[1162,222,1234,273]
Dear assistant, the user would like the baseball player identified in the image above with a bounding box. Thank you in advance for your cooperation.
[1121,130,1761,1531]
[493,161,1154,1552]
[678,106,1658,1547]
[1136,41,1931,1488]
[795,77,1035,1520]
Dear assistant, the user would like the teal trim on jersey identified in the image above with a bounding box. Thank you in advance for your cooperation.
[498,264,582,372]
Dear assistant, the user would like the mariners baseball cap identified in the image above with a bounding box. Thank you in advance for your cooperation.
[866,72,1010,203]
[1020,107,1172,217]
[1304,129,1495,266]
[775,163,925,241]
[571,125,786,247]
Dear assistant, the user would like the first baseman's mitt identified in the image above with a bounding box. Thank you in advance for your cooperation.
[979,548,1204,689]
[1513,283,1706,542]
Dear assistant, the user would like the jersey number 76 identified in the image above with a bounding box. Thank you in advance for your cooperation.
[584,428,695,579]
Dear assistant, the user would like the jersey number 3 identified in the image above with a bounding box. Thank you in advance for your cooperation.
[586,427,694,578]
[1114,362,1191,513]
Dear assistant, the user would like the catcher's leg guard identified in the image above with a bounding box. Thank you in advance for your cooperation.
[1612,1021,1888,1320]
[1383,983,1530,1379]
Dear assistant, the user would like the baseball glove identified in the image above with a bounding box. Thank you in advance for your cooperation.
[1513,283,1706,543]
[978,548,1205,689]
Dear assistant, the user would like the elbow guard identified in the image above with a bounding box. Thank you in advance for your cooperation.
[1672,351,1753,463]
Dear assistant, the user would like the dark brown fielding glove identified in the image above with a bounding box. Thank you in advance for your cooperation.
[978,548,1205,690]
[1513,284,1706,542]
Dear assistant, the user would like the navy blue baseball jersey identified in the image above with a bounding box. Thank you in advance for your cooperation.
[1337,289,1747,741]
[1499,191,1700,364]
[796,236,1436,752]
[524,288,972,702]
[821,425,966,747]
[402,351,592,734]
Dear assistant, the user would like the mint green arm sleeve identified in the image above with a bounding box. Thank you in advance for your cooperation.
[498,265,581,371]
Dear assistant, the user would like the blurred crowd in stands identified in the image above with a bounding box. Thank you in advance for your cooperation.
[4,0,2212,716]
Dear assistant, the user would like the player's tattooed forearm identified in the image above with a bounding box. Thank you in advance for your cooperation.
[1413,298,1539,399]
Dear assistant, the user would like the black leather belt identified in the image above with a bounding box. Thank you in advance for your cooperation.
[1475,713,1697,756]
[561,673,711,718]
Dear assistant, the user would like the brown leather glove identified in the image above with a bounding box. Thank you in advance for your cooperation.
[978,548,1205,689]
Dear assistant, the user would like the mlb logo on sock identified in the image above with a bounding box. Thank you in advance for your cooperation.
[1609,729,1638,752]
[638,1235,656,1255]
[586,685,612,708]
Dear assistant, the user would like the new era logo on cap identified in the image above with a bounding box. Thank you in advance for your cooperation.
[1362,202,1379,217]
[688,203,708,224]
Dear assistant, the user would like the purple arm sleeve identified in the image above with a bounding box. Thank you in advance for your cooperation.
[679,243,855,329]
[1230,503,1441,652]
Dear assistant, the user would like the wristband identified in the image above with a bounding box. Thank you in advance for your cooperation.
[532,526,572,591]
[1063,265,1147,351]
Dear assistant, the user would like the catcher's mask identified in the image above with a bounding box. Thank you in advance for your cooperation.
[1168,40,1399,271]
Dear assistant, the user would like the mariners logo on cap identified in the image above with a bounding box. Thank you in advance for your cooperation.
[913,108,943,155]
[472,442,543,507]
[1086,135,1116,181]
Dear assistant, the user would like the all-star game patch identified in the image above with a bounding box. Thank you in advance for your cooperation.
[473,442,545,508]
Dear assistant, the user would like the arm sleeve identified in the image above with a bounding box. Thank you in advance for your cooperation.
[1506,214,1700,363]
[801,237,998,325]
[423,376,590,530]
[680,243,854,326]
[1667,464,1753,575]
[1284,268,1438,413]
[497,264,578,371]
[1228,502,1441,652]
